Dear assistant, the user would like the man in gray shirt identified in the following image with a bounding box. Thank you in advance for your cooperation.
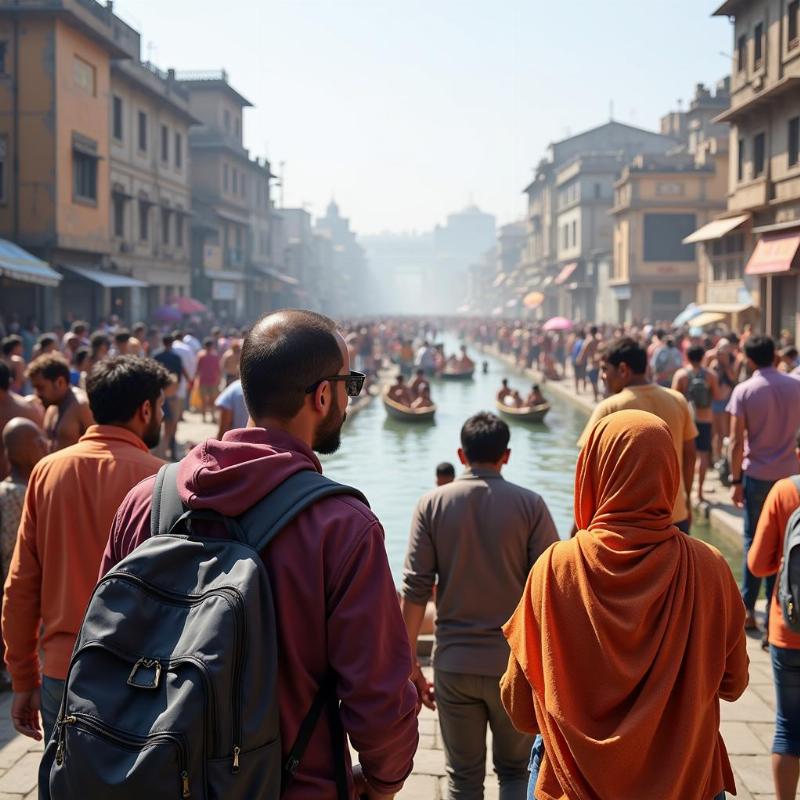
[402,412,558,800]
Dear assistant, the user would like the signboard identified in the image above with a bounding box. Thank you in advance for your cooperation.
[212,280,236,301]
[204,244,223,270]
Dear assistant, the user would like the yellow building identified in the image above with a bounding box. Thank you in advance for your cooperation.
[0,0,139,325]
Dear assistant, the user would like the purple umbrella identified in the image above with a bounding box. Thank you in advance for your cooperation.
[152,304,183,323]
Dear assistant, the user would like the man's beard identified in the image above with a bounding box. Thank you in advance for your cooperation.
[142,414,162,450]
[313,396,347,455]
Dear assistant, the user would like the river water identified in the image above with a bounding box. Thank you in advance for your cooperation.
[322,335,741,584]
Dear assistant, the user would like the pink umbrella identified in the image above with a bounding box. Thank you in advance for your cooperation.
[170,296,208,314]
[542,316,573,332]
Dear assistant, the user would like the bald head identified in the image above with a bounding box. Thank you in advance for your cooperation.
[2,417,47,473]
[240,309,345,421]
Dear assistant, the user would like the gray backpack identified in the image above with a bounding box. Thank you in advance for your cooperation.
[779,476,800,632]
[40,462,367,800]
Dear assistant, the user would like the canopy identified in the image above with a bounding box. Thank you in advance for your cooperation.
[554,262,578,286]
[672,303,699,326]
[543,316,573,332]
[690,311,726,328]
[523,291,545,309]
[745,231,800,276]
[0,240,62,287]
[682,215,749,244]
[170,296,207,314]
[62,265,148,288]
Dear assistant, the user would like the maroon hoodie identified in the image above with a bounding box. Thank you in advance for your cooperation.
[100,428,419,798]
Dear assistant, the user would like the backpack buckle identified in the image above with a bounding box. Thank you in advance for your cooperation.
[127,658,162,690]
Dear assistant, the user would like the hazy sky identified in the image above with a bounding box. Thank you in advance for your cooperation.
[118,1,732,235]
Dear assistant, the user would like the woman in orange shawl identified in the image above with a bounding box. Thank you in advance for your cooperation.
[501,409,749,800]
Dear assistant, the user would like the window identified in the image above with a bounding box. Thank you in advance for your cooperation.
[738,34,747,72]
[112,96,123,141]
[571,220,577,247]
[176,214,184,248]
[223,109,230,131]
[138,111,147,152]
[754,22,764,67]
[161,208,170,245]
[139,201,150,241]
[161,124,169,163]
[754,132,766,176]
[0,43,8,75]
[113,195,125,237]
[241,173,247,198]
[0,136,6,202]
[223,163,229,191]
[594,183,601,199]
[232,169,238,194]
[175,132,182,169]
[791,117,800,167]
[73,151,97,202]
[562,225,569,249]
[652,289,682,308]
[643,213,696,261]
[790,1,799,46]
[73,56,96,95]
[738,137,746,180]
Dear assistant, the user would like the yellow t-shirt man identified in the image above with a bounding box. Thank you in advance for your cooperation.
[577,384,698,524]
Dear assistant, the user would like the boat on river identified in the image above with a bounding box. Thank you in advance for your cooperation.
[440,366,475,381]
[383,392,437,423]
[495,400,550,423]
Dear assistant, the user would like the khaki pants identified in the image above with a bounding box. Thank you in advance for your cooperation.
[435,669,532,800]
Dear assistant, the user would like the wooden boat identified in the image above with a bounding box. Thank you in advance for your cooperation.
[383,392,437,422]
[440,366,475,381]
[495,400,550,423]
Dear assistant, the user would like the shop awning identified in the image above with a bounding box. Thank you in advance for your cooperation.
[554,262,578,285]
[0,240,62,287]
[62,265,148,288]
[683,214,749,244]
[691,311,726,328]
[257,266,299,286]
[744,232,800,276]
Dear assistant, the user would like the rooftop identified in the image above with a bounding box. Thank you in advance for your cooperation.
[175,70,253,108]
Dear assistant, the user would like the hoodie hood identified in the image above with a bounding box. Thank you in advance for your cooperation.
[177,427,322,516]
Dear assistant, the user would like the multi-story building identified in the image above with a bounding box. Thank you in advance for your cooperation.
[522,121,678,321]
[180,71,257,322]
[109,56,197,320]
[709,0,800,339]
[0,0,140,325]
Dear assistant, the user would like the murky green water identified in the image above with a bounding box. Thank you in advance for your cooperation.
[322,335,743,584]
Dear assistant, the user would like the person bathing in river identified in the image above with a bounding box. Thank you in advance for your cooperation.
[526,384,545,408]
[410,369,430,399]
[457,345,475,370]
[504,390,523,408]
[497,379,512,404]
[411,385,434,411]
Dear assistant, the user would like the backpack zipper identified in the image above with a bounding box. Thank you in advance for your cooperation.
[56,713,191,797]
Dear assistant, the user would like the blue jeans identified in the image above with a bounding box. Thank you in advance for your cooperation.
[742,475,777,612]
[40,675,66,745]
[771,645,800,756]
[527,735,726,799]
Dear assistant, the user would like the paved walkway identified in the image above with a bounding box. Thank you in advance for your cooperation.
[0,405,783,798]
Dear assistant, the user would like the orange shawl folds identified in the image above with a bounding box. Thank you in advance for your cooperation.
[501,410,749,800]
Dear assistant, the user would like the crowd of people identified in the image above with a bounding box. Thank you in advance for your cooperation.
[0,309,799,798]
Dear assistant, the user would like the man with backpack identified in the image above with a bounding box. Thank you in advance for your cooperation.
[2,356,169,743]
[673,345,721,504]
[651,336,684,388]
[84,310,418,800]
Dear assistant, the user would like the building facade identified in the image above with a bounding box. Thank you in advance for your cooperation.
[711,0,800,339]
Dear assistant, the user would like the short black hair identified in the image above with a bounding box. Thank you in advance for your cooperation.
[71,321,88,334]
[1,335,21,356]
[203,337,214,349]
[86,356,170,425]
[162,334,174,347]
[26,353,70,383]
[687,345,705,364]
[0,360,9,391]
[240,309,343,421]
[460,412,510,464]
[90,331,110,351]
[605,337,648,375]
[744,335,775,368]
[782,346,799,359]
[114,329,131,345]
[74,347,90,369]
[436,462,456,479]
[37,334,56,348]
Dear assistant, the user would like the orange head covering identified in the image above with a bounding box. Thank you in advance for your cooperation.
[502,409,748,800]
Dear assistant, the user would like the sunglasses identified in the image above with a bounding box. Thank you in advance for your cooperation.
[305,370,366,398]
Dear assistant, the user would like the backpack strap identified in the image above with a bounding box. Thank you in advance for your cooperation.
[238,469,369,553]
[150,463,185,537]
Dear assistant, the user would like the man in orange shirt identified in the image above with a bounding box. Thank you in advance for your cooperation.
[749,432,800,800]
[2,356,169,743]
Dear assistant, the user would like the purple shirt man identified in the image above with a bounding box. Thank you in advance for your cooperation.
[727,367,800,481]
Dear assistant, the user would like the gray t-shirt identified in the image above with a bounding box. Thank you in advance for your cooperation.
[402,467,558,677]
